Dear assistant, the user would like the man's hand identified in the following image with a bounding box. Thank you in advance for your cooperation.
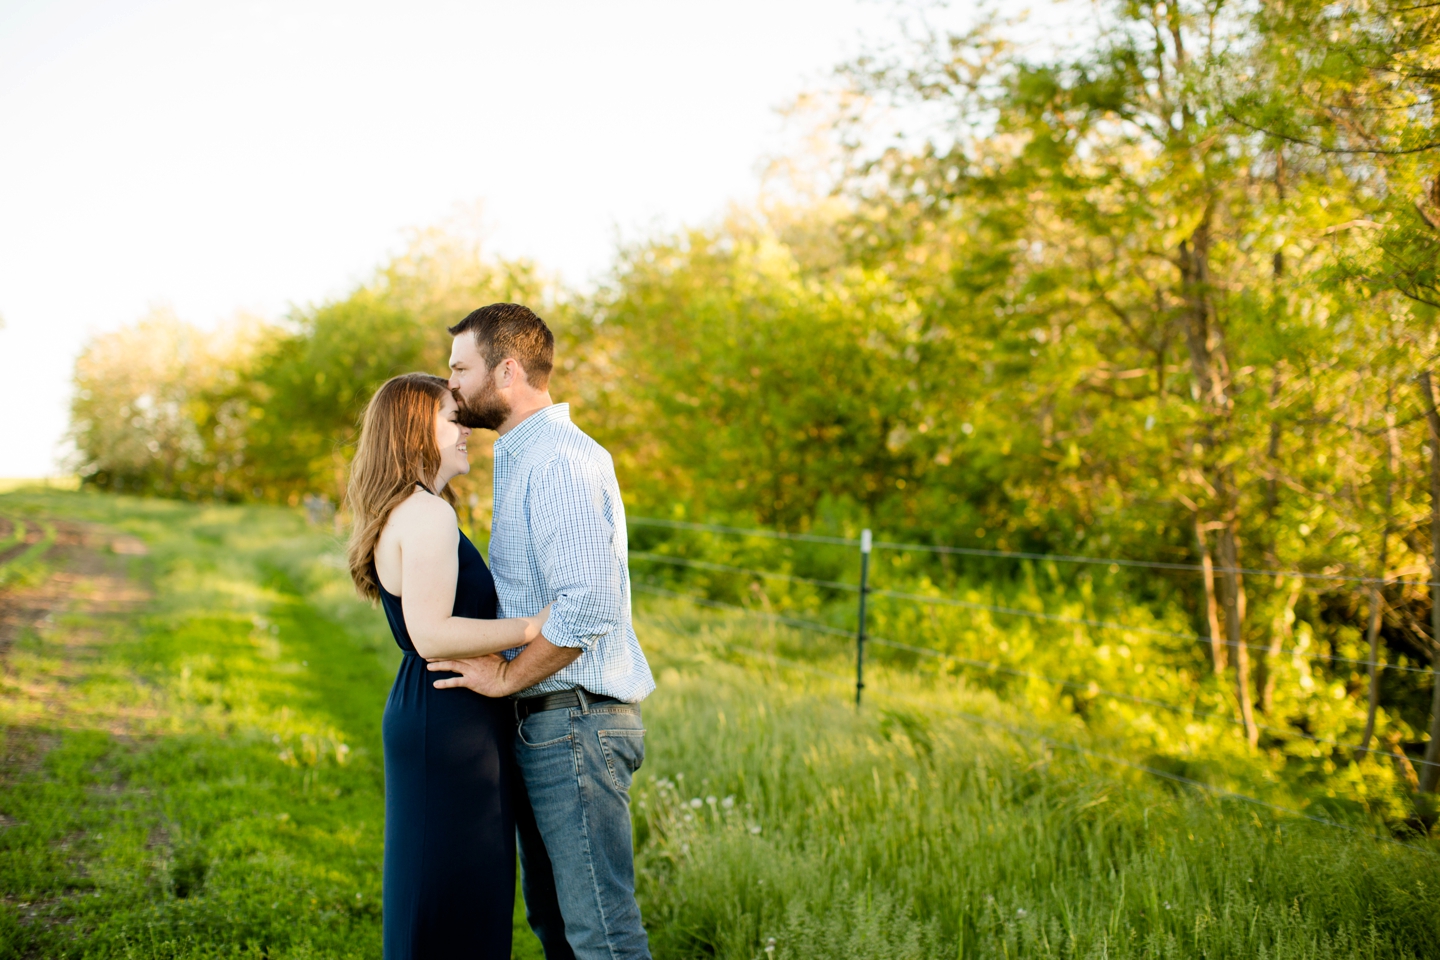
[427,654,512,697]
[427,633,582,699]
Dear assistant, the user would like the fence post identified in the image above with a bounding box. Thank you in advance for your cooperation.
[856,528,872,708]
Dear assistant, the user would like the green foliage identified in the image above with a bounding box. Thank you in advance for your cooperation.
[598,229,956,528]
[67,311,267,500]
[600,0,1440,807]
[239,290,432,502]
[69,231,554,508]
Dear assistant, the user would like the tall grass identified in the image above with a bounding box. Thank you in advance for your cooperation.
[627,523,1427,823]
[631,601,1440,959]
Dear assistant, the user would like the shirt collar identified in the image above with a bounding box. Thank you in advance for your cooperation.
[493,403,570,458]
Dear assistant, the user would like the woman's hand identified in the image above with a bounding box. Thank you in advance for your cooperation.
[526,604,553,642]
[428,654,513,697]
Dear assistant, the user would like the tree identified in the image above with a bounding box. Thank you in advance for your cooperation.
[69,309,267,497]
[822,0,1440,765]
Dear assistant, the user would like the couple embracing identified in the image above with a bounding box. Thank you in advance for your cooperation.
[343,303,654,959]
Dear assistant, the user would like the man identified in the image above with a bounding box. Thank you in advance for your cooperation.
[426,302,655,960]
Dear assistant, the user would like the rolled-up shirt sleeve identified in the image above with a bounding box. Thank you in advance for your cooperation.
[529,456,623,650]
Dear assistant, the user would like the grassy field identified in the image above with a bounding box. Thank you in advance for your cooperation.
[0,489,1437,959]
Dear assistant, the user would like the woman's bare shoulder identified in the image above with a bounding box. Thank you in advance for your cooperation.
[386,488,458,539]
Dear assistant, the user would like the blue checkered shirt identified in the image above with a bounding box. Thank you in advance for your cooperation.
[489,404,655,702]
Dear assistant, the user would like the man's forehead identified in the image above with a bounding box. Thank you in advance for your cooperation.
[449,335,479,365]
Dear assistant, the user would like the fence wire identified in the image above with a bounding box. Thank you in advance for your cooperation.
[630,516,1440,589]
[630,516,857,546]
[629,553,1433,676]
[633,580,1438,772]
[631,551,859,592]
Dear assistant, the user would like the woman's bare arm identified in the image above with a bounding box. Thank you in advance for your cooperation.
[390,494,544,659]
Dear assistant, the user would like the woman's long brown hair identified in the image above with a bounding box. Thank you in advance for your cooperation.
[345,373,456,602]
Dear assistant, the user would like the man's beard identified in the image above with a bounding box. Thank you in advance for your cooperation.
[454,380,511,430]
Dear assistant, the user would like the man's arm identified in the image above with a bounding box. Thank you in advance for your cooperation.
[427,636,580,696]
[528,456,624,652]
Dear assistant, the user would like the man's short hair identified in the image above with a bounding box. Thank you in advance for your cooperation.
[447,303,555,389]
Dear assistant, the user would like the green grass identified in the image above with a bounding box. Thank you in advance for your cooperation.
[633,609,1440,958]
[0,488,1436,958]
[0,488,545,959]
[0,520,23,554]
[0,519,55,589]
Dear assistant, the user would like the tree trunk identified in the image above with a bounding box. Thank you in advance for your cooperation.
[1256,369,1289,714]
[1385,729,1420,792]
[1178,209,1241,690]
[1216,518,1258,746]
[1419,370,1440,792]
[1358,581,1387,757]
[1264,369,1283,517]
[1261,577,1302,716]
[1196,518,1227,673]
[1359,394,1399,757]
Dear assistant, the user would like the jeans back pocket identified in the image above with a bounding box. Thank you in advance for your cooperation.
[597,728,645,794]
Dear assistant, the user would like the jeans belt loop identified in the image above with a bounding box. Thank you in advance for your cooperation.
[575,687,590,714]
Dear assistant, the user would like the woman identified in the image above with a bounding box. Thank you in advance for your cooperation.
[345,373,543,959]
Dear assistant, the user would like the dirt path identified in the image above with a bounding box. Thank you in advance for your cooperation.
[0,518,154,738]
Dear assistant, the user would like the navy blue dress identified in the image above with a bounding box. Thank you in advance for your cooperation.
[378,530,515,960]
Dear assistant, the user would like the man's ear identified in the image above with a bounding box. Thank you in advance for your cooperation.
[499,358,527,390]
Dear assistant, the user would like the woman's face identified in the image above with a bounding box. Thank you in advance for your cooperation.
[434,391,472,490]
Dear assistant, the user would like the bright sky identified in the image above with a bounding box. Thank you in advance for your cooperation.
[0,0,909,476]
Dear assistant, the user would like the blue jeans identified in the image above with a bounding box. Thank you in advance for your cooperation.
[514,699,650,960]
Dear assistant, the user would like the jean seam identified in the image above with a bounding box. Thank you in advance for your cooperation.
[576,719,628,960]
[568,719,604,958]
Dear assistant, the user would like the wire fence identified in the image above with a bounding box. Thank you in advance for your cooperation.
[628,516,1440,589]
[631,582,1439,772]
[626,513,1440,853]
[630,549,1433,676]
